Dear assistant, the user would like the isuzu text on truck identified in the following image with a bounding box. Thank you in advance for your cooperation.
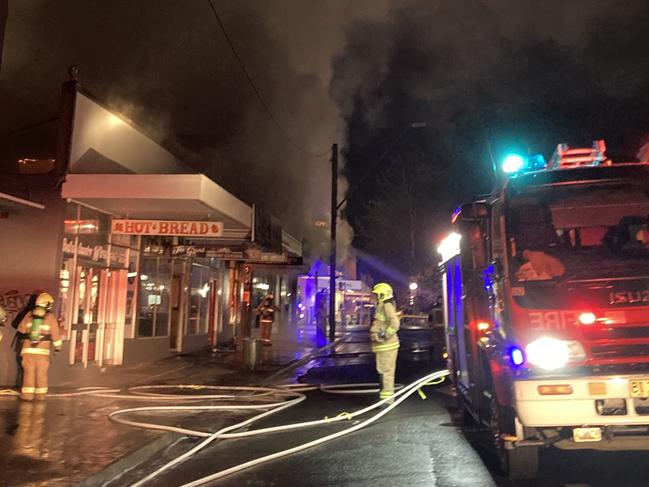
[439,141,649,478]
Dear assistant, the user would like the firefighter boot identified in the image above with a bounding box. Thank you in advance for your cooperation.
[377,374,393,407]
[376,349,398,405]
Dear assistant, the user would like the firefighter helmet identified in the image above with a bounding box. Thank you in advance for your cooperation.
[35,292,54,309]
[0,305,6,324]
[372,283,394,302]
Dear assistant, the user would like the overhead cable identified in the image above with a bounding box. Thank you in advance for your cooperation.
[206,0,330,159]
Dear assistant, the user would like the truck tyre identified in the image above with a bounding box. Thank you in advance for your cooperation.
[488,392,538,479]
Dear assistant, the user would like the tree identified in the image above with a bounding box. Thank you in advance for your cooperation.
[351,150,438,275]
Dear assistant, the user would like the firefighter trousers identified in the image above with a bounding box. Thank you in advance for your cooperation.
[260,320,273,343]
[21,354,50,401]
[375,348,398,399]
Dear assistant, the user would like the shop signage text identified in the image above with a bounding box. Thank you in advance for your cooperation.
[111,219,223,237]
[172,245,301,265]
[62,237,128,265]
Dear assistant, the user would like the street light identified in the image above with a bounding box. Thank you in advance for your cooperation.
[329,122,426,342]
[409,282,418,291]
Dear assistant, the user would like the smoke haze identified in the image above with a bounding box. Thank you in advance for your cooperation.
[331,0,649,272]
[0,0,390,258]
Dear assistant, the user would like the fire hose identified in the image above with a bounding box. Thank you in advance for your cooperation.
[125,369,449,487]
[0,364,449,486]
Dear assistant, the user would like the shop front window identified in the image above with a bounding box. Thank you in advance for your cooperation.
[137,255,171,337]
[125,249,139,338]
[59,202,134,365]
[155,259,171,336]
[188,264,213,336]
[252,275,273,309]
[188,266,202,335]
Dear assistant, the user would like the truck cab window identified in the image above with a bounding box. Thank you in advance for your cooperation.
[490,201,503,261]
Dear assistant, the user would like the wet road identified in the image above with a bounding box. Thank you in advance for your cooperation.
[107,329,649,487]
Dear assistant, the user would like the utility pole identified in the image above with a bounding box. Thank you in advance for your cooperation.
[326,123,424,342]
[329,143,338,342]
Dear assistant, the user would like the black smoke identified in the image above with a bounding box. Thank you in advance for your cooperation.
[331,0,649,277]
[0,0,355,255]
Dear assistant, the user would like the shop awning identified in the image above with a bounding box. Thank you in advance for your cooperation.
[0,191,45,211]
[61,174,251,230]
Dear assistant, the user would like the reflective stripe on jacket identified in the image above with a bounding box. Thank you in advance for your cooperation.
[22,347,51,356]
[370,301,400,353]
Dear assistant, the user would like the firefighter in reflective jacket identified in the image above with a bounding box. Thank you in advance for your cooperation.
[17,293,62,401]
[370,283,400,402]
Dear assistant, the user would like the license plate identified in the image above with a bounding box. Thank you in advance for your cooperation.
[629,380,649,398]
[573,427,602,443]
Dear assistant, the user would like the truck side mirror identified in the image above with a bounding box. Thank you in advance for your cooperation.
[453,201,489,224]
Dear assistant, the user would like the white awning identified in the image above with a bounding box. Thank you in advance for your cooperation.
[61,174,251,230]
[0,191,45,211]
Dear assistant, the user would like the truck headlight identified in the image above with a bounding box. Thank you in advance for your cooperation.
[525,337,585,370]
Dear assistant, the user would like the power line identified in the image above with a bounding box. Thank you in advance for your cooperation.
[0,116,58,141]
[206,0,330,159]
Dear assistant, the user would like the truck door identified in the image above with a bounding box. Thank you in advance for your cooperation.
[444,254,471,389]
[454,261,471,388]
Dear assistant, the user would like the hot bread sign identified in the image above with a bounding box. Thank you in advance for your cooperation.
[111,219,223,237]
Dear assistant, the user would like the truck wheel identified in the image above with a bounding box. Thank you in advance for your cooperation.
[488,394,538,479]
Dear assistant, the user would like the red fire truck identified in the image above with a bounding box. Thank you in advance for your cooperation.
[440,141,649,479]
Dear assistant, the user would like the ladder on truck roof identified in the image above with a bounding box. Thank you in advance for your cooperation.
[547,139,609,169]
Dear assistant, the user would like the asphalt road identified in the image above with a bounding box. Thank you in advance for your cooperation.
[108,331,649,487]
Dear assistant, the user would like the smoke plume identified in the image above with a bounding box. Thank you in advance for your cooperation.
[0,0,391,260]
[331,0,649,274]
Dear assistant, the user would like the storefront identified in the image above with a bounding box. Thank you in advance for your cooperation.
[0,78,303,385]
[296,273,373,327]
[59,174,303,364]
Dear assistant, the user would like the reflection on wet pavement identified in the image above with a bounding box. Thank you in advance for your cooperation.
[0,394,161,487]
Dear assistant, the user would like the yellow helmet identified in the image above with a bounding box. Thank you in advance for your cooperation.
[371,283,394,302]
[35,292,54,309]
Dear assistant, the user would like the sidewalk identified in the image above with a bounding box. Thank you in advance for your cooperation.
[0,322,327,487]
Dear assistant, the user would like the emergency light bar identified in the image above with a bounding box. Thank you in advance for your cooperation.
[502,140,611,176]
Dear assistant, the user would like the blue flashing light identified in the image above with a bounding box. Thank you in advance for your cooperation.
[510,347,525,367]
[502,154,525,173]
[451,206,462,224]
[527,154,547,171]
[483,264,494,293]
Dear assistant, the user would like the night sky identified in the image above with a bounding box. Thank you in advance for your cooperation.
[3,1,649,279]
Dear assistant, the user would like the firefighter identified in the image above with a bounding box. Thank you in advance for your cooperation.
[370,282,400,403]
[17,293,62,401]
[256,293,277,345]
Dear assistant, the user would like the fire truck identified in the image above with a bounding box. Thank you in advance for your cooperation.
[439,141,649,479]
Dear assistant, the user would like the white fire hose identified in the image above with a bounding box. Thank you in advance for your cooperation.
[0,363,449,486]
[125,369,449,486]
